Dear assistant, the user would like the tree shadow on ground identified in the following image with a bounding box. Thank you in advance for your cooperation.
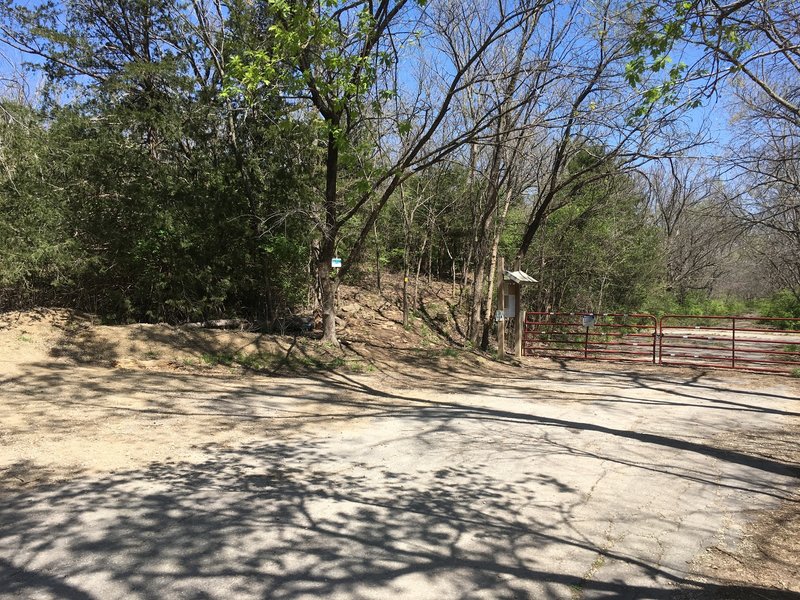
[2,440,798,600]
[2,359,799,599]
[2,362,798,496]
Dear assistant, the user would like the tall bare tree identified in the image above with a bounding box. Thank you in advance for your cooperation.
[647,160,737,301]
[514,0,704,266]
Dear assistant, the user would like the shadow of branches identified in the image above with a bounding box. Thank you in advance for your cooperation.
[2,359,799,599]
[3,439,799,599]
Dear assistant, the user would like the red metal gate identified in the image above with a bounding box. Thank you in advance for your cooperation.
[523,312,658,363]
[659,315,800,374]
[522,311,800,374]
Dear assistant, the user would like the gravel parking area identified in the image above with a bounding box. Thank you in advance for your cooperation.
[1,356,799,599]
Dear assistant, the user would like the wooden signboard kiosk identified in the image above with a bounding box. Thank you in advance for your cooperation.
[495,257,537,358]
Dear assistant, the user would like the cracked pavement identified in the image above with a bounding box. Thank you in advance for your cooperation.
[1,361,799,599]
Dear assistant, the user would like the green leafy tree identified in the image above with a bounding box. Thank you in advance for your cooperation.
[0,103,83,308]
[227,0,414,342]
[627,2,800,305]
[228,0,549,344]
[526,152,663,313]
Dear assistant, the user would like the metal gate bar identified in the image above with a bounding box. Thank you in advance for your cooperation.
[523,312,657,363]
[659,315,800,374]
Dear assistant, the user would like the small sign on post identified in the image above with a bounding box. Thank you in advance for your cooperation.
[331,258,342,268]
[582,314,596,328]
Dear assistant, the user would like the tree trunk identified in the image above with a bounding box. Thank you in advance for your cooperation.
[374,221,382,293]
[402,261,410,328]
[317,240,338,344]
[481,185,515,349]
[469,257,487,345]
[461,245,473,290]
[414,232,429,309]
[426,217,434,284]
[319,127,340,345]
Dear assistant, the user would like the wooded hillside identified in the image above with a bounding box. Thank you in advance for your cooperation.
[1,0,798,347]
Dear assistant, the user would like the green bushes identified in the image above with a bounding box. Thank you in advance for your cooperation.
[758,290,800,329]
[638,289,800,330]
[641,290,754,318]
[0,97,315,324]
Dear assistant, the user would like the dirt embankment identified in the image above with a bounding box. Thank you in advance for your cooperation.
[0,277,489,379]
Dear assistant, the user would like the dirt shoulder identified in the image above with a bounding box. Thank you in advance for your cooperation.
[688,420,800,599]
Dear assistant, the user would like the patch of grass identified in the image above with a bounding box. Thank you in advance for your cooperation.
[327,356,346,369]
[440,347,460,358]
[336,358,374,373]
[234,351,272,370]
[143,350,160,360]
[354,361,376,373]
[285,355,322,369]
[200,352,237,367]
[283,354,369,372]
[791,368,800,378]
[570,553,606,599]
[417,319,438,347]
[568,582,583,599]
[416,346,462,360]
[198,350,360,373]
[285,355,343,370]
[17,334,32,343]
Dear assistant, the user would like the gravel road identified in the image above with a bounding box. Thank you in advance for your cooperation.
[1,360,798,599]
